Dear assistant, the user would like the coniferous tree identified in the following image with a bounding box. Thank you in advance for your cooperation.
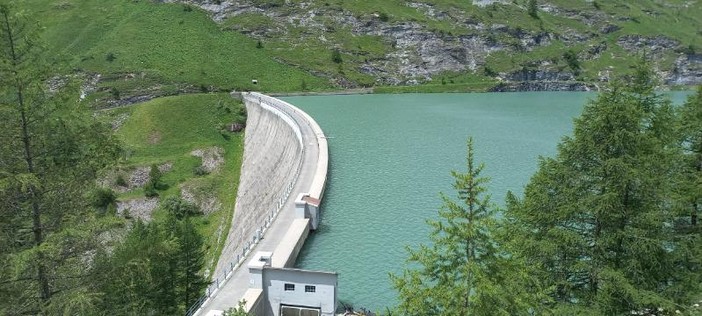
[391,138,547,316]
[677,86,702,228]
[0,4,120,314]
[94,204,208,314]
[178,217,208,309]
[503,64,693,314]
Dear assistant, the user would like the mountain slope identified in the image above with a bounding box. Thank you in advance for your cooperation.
[17,0,702,99]
[188,0,702,91]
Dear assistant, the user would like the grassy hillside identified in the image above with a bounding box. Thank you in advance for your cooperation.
[219,0,701,91]
[17,0,701,98]
[98,93,245,275]
[22,0,329,104]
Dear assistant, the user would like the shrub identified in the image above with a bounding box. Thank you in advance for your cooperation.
[110,87,120,100]
[484,66,497,77]
[331,49,343,64]
[256,40,263,49]
[527,0,539,19]
[144,164,165,197]
[105,52,116,62]
[379,12,389,22]
[193,165,209,176]
[563,49,581,76]
[144,183,158,197]
[162,196,200,220]
[115,174,127,187]
[90,187,116,209]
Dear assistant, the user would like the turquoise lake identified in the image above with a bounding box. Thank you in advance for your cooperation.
[283,92,692,311]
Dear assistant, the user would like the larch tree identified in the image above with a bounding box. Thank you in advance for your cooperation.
[677,86,702,228]
[391,138,548,316]
[503,64,696,314]
[0,4,120,314]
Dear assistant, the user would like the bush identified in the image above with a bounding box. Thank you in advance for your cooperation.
[105,52,116,62]
[193,165,209,176]
[331,49,343,64]
[90,187,116,209]
[484,66,498,77]
[527,0,539,19]
[379,12,389,22]
[256,40,263,49]
[110,87,120,100]
[115,174,127,187]
[162,196,200,220]
[144,183,158,197]
[563,49,581,75]
[144,164,165,197]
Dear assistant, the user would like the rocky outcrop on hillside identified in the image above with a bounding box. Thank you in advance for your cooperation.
[176,0,700,90]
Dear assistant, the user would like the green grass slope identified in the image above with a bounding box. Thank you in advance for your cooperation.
[16,0,702,96]
[101,93,245,275]
[23,0,329,100]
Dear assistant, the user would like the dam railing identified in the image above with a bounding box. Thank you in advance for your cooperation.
[185,92,308,316]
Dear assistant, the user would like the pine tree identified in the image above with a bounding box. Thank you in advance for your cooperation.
[0,4,120,313]
[178,217,208,309]
[391,138,547,316]
[95,205,208,314]
[677,86,702,228]
[503,64,692,313]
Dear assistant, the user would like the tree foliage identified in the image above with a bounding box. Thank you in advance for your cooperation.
[93,203,207,314]
[0,4,120,314]
[391,138,547,316]
[502,64,699,313]
[527,0,539,19]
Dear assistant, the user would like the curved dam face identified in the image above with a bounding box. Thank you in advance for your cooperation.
[192,92,329,316]
[213,95,305,278]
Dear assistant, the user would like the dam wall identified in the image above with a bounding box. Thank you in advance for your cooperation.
[190,92,329,316]
[212,93,304,279]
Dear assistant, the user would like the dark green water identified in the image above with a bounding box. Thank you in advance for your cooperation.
[283,92,691,311]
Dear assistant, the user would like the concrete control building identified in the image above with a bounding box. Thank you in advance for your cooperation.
[247,252,337,316]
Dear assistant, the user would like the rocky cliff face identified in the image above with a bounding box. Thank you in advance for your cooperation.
[174,0,701,90]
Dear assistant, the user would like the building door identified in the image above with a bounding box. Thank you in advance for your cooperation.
[280,305,320,316]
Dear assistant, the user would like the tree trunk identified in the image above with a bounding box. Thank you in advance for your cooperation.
[2,8,51,302]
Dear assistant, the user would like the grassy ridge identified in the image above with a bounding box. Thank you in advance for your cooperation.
[25,0,329,93]
[103,93,245,275]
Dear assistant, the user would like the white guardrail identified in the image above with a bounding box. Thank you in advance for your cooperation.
[185,92,310,316]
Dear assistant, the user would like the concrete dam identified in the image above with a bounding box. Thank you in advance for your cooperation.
[191,92,331,316]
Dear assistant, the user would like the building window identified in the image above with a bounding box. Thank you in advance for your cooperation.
[305,285,316,293]
[284,283,295,291]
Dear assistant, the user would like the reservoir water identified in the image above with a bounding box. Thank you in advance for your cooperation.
[283,92,691,311]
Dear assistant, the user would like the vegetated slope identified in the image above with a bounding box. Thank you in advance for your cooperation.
[186,0,702,92]
[21,0,329,106]
[19,0,702,96]
[98,93,245,276]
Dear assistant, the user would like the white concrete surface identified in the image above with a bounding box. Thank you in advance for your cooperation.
[193,93,329,315]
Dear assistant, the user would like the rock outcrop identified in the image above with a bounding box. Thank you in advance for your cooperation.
[175,0,701,90]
